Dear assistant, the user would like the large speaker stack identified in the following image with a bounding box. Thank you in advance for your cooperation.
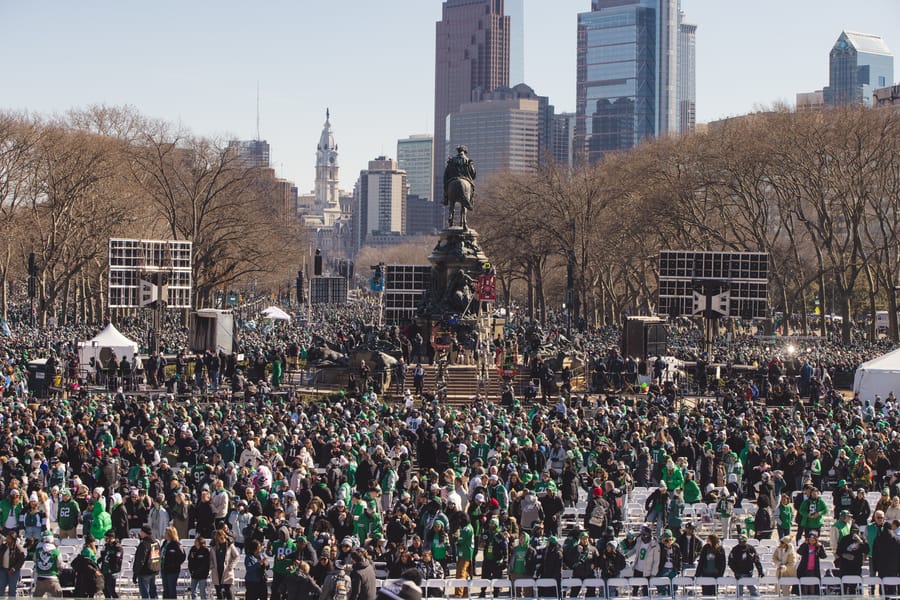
[621,316,667,371]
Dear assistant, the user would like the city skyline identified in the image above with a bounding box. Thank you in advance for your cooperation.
[2,1,897,193]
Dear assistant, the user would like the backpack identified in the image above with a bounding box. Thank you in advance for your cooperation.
[588,502,607,528]
[331,570,352,600]
[146,541,161,573]
[717,496,734,517]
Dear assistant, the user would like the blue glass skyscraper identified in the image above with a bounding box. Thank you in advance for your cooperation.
[823,31,893,107]
[575,0,694,164]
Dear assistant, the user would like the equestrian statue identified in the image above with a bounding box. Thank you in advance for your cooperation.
[442,145,476,229]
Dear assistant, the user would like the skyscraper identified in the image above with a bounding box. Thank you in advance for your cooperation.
[227,139,270,168]
[397,135,433,201]
[575,0,695,164]
[433,0,510,202]
[823,31,893,107]
[677,15,697,133]
[551,112,576,167]
[352,157,409,252]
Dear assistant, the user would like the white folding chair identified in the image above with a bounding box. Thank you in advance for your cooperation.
[840,574,863,596]
[649,576,675,598]
[581,577,605,600]
[715,576,737,597]
[534,578,561,599]
[629,577,650,600]
[512,577,537,599]
[560,577,581,599]
[798,576,821,597]
[778,576,801,596]
[492,578,513,600]
[468,578,492,599]
[444,578,469,598]
[693,577,718,600]
[606,577,631,600]
[673,576,694,600]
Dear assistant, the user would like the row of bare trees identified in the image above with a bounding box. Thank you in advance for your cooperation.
[472,106,900,343]
[0,106,306,325]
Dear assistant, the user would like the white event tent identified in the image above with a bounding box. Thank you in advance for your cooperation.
[853,347,900,401]
[77,323,139,368]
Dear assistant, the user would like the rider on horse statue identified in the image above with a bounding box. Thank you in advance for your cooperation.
[443,145,476,227]
[443,145,476,204]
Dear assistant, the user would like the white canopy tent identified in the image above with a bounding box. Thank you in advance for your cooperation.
[853,347,900,401]
[261,306,291,321]
[78,323,139,368]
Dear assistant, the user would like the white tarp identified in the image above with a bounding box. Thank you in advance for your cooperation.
[261,306,291,321]
[78,323,139,369]
[853,347,900,401]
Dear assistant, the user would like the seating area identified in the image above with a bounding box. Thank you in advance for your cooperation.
[18,486,875,599]
[21,536,236,597]
[376,575,887,599]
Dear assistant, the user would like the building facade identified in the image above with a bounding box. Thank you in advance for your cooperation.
[823,31,894,107]
[677,16,697,133]
[227,139,270,168]
[796,90,826,111]
[433,0,510,202]
[575,0,695,164]
[447,96,540,183]
[397,135,434,202]
[551,112,576,167]
[874,84,900,107]
[352,157,409,253]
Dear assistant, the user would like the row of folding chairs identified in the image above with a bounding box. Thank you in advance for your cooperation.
[394,574,898,599]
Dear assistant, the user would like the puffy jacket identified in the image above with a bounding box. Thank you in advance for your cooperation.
[727,543,762,576]
[161,540,186,575]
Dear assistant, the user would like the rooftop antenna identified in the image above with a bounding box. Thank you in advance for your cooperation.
[256,81,261,141]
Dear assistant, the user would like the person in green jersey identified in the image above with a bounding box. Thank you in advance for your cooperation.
[56,489,80,539]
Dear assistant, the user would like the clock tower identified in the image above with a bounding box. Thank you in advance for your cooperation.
[315,109,341,225]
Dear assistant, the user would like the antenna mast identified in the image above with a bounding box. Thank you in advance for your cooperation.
[256,81,261,141]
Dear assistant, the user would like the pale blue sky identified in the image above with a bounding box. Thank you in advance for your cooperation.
[2,1,897,193]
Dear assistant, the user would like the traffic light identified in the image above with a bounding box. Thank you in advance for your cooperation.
[296,270,304,304]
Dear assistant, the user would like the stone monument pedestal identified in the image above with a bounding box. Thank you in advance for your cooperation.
[417,226,493,369]
[423,227,490,322]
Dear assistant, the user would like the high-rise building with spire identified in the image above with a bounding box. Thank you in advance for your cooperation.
[433,0,510,203]
[314,109,342,226]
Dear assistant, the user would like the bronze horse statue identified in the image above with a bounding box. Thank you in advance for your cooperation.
[446,177,474,229]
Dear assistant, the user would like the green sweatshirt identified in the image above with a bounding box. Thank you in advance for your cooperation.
[57,500,80,531]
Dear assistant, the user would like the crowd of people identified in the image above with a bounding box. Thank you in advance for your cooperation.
[0,297,898,600]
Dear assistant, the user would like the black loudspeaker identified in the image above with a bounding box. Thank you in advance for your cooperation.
[645,323,667,358]
[314,249,323,276]
[622,318,646,360]
[621,317,667,361]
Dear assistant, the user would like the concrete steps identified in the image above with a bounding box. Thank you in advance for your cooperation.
[292,363,535,405]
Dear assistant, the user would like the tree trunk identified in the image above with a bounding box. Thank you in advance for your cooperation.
[865,264,877,341]
[60,278,70,326]
[818,273,828,338]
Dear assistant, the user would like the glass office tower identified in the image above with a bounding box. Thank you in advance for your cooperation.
[575,0,692,164]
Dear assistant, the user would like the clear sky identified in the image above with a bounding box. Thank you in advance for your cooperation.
[2,1,897,193]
